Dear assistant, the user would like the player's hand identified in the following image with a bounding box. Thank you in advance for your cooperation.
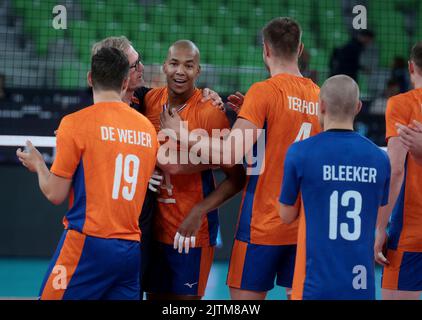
[148,169,163,193]
[173,206,204,254]
[397,121,422,154]
[374,228,389,266]
[160,106,187,141]
[227,91,244,114]
[16,140,44,173]
[202,88,224,111]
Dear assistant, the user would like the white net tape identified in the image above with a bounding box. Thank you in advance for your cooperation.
[0,135,56,148]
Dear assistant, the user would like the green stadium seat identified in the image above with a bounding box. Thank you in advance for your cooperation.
[69,20,98,63]
[195,26,222,53]
[12,0,27,13]
[147,4,171,24]
[57,62,88,89]
[239,70,266,93]
[317,0,349,53]
[239,45,262,67]
[224,26,254,47]
[97,22,128,40]
[207,45,237,66]
[142,41,166,64]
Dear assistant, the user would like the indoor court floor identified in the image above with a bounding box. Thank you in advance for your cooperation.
[0,258,383,300]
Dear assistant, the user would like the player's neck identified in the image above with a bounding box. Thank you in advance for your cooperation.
[93,90,123,104]
[323,120,354,131]
[122,89,134,104]
[167,87,195,109]
[269,61,302,78]
[413,77,422,89]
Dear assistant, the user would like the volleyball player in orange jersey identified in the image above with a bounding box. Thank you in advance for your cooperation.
[161,18,321,300]
[143,40,246,300]
[16,47,158,300]
[375,42,422,300]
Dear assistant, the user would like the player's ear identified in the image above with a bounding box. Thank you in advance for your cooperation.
[298,43,304,59]
[121,76,129,94]
[320,99,327,115]
[263,41,270,58]
[356,100,363,115]
[409,60,415,75]
[87,71,93,87]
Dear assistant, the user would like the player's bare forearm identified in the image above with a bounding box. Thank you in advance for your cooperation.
[377,169,404,230]
[194,165,246,216]
[279,202,299,224]
[158,161,216,175]
[36,161,54,199]
[157,148,218,174]
[377,137,407,230]
[37,166,72,205]
[160,110,258,166]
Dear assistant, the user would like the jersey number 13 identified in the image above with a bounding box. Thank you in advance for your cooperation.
[329,190,362,241]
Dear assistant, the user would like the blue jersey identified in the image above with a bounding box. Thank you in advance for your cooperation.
[279,130,390,300]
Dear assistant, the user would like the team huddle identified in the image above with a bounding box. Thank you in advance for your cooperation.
[15,17,422,300]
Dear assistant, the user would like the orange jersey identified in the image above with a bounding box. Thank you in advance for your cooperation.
[144,88,230,246]
[51,101,158,242]
[236,73,321,245]
[385,88,422,251]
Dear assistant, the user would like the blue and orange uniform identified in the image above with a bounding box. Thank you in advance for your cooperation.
[142,87,230,296]
[39,101,158,300]
[227,73,321,291]
[382,88,422,291]
[280,130,390,299]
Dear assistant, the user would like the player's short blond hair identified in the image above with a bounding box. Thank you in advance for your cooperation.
[91,36,132,57]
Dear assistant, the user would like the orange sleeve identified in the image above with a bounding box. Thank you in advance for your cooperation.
[237,82,272,129]
[144,88,156,107]
[144,88,163,133]
[385,96,411,141]
[50,116,82,179]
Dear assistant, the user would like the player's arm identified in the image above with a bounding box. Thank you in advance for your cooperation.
[376,137,407,231]
[16,141,72,205]
[156,148,218,175]
[160,111,259,167]
[160,82,267,167]
[279,201,300,224]
[278,145,301,224]
[374,155,392,266]
[174,164,246,254]
[397,120,422,166]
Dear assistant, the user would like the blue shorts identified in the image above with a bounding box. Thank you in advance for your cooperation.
[39,229,141,300]
[382,249,422,291]
[227,239,296,292]
[143,241,214,296]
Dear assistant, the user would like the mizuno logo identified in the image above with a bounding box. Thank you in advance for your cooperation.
[184,282,198,288]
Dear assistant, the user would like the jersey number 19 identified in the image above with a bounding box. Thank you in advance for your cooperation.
[112,153,140,201]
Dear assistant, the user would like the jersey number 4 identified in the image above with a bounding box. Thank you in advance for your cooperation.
[112,154,140,201]
[295,122,312,142]
[329,190,362,241]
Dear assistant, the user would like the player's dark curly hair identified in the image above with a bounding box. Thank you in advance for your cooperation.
[262,17,302,60]
[91,47,129,92]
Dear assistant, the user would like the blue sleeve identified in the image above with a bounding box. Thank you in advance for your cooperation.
[381,155,391,206]
[279,144,302,205]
